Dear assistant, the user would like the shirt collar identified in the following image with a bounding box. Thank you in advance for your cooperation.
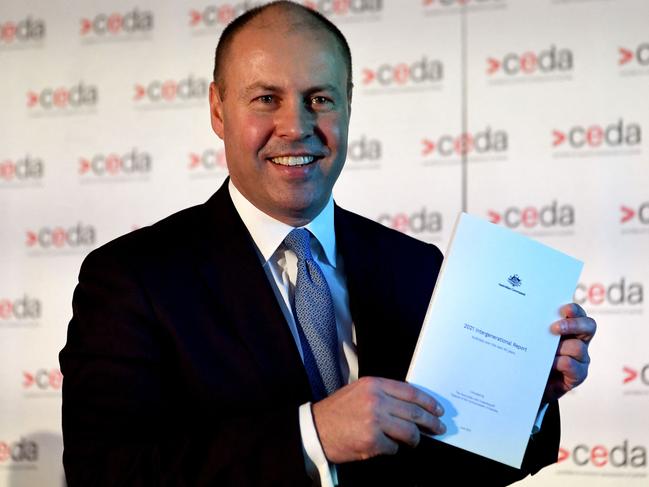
[228,179,337,267]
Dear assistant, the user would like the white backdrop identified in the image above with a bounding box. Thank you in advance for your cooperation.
[1,0,647,485]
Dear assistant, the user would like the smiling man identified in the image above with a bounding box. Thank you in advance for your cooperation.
[60,2,596,486]
[209,9,350,227]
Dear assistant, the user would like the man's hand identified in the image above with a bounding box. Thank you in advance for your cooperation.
[544,303,597,403]
[311,376,446,464]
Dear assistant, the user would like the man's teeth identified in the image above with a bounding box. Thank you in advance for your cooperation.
[270,155,315,166]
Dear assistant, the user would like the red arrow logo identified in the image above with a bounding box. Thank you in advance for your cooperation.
[188,153,201,168]
[620,205,635,223]
[618,47,634,65]
[552,130,566,147]
[487,211,501,224]
[422,0,435,5]
[558,447,569,463]
[421,139,435,156]
[486,58,500,75]
[80,18,92,35]
[189,10,202,26]
[26,231,37,246]
[362,69,375,85]
[623,366,638,384]
[79,158,91,174]
[23,372,35,388]
[133,84,146,101]
[26,91,39,107]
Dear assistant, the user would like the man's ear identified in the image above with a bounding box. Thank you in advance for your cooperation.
[209,82,225,140]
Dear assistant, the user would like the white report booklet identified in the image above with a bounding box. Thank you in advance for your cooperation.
[406,212,583,469]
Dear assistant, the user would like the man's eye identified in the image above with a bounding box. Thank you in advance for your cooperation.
[311,96,332,106]
[256,95,275,104]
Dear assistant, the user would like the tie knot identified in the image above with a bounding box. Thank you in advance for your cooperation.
[284,228,313,261]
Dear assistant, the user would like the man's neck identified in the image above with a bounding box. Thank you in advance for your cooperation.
[228,179,337,267]
[229,179,329,227]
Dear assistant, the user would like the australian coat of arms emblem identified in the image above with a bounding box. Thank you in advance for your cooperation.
[507,274,522,287]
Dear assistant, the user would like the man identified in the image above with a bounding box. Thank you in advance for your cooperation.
[60,2,596,486]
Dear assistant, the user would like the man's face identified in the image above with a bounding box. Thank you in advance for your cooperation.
[210,17,351,225]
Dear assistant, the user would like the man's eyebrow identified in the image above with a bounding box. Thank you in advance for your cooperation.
[240,82,283,99]
[239,82,341,99]
[306,84,340,95]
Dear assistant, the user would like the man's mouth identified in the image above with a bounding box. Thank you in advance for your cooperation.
[269,155,318,167]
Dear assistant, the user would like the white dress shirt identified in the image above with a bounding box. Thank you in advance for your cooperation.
[227,180,548,486]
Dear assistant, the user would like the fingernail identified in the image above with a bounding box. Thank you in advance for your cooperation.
[436,404,444,416]
[439,422,447,434]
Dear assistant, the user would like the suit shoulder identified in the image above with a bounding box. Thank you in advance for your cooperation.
[81,202,204,271]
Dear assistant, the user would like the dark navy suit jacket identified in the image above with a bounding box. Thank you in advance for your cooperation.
[60,180,559,486]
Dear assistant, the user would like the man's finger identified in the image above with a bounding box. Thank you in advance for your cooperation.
[550,316,597,342]
[375,378,444,416]
[556,338,590,364]
[552,355,588,383]
[560,302,587,318]
[382,415,422,448]
[385,397,447,435]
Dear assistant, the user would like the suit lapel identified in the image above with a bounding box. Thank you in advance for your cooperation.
[192,181,311,403]
[335,205,395,379]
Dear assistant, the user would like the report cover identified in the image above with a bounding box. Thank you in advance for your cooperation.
[406,212,583,468]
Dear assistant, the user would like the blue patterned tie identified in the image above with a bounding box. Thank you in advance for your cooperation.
[284,228,343,401]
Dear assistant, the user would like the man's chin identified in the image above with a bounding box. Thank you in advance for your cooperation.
[267,196,329,225]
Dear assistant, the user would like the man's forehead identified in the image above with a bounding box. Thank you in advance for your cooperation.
[235,57,345,100]
[215,4,351,99]
[235,8,338,50]
[228,18,345,83]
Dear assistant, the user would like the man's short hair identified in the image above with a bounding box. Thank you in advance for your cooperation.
[212,1,353,98]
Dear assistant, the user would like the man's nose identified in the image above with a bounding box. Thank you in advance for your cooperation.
[274,100,314,139]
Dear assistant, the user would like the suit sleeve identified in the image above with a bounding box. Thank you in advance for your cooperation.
[60,247,312,487]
